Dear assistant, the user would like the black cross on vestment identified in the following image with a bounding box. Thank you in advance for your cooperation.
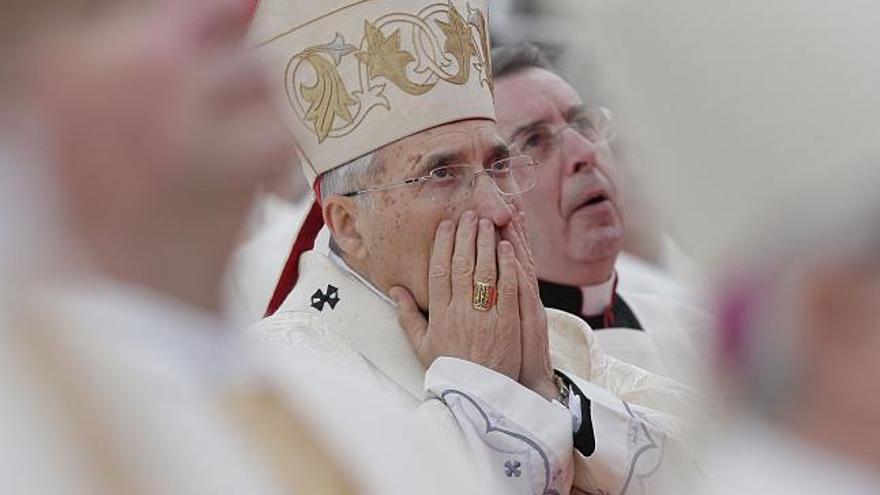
[311,285,340,311]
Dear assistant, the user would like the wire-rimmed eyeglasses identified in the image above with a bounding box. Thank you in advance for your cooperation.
[510,106,615,164]
[342,155,540,203]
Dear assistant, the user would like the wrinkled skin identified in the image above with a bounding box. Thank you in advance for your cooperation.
[494,68,624,286]
[326,119,557,397]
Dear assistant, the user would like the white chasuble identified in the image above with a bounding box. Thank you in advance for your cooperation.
[254,251,703,494]
[1,279,496,495]
[607,289,710,389]
[0,283,291,495]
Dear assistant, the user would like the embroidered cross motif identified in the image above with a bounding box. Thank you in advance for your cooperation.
[504,460,522,478]
[311,285,340,311]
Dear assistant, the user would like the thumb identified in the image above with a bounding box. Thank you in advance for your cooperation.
[389,286,428,346]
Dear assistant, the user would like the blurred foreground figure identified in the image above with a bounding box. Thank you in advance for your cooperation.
[0,2,299,492]
[705,179,880,494]
[572,0,880,492]
[227,156,311,325]
[0,1,495,493]
[254,1,702,493]
[491,44,706,384]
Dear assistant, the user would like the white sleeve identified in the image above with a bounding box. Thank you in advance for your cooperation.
[423,357,575,495]
[560,371,701,494]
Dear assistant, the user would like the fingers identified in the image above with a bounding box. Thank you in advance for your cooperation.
[499,210,538,295]
[474,219,497,286]
[515,260,541,321]
[428,219,455,309]
[389,286,429,352]
[513,212,535,268]
[495,241,520,321]
[515,259,552,388]
[501,223,525,263]
[509,195,525,218]
[450,211,478,297]
[501,223,533,274]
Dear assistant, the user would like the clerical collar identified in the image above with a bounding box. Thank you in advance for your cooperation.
[579,273,617,316]
[537,273,618,317]
[328,250,395,306]
[538,272,642,330]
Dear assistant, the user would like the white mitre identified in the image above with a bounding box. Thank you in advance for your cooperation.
[249,0,495,186]
[249,0,496,314]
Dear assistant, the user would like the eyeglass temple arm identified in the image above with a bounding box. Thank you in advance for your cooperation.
[341,176,428,197]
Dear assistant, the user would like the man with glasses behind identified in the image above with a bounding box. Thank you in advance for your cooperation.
[492,43,707,386]
[252,1,699,493]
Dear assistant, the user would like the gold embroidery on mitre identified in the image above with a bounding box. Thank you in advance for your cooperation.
[356,22,433,96]
[434,2,477,84]
[299,46,358,143]
[466,5,493,94]
[286,1,492,143]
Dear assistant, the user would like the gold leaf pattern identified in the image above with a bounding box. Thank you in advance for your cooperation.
[435,2,478,85]
[286,3,492,142]
[468,7,494,94]
[300,52,357,143]
[356,21,433,95]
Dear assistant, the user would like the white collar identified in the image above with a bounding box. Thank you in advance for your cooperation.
[278,251,426,399]
[580,272,617,316]
[328,250,395,306]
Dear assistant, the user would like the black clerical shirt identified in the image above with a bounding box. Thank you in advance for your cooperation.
[538,279,643,330]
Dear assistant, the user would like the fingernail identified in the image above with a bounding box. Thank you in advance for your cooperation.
[438,220,454,233]
[462,211,476,223]
[499,241,513,254]
[479,218,491,230]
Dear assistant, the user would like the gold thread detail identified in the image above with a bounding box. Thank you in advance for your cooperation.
[284,1,492,143]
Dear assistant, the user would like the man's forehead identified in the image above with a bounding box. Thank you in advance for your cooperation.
[381,120,506,172]
[495,68,584,131]
[418,125,506,150]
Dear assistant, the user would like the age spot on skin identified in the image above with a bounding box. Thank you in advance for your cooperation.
[405,153,422,167]
[378,193,397,207]
[444,202,463,219]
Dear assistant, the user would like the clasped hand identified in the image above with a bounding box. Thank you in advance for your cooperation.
[390,207,558,401]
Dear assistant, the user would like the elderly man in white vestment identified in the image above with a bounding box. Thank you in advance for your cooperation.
[489,43,706,386]
[252,1,702,493]
[0,1,501,494]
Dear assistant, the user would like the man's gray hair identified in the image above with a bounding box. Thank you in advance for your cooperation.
[319,151,381,204]
[491,43,559,80]
[319,150,384,254]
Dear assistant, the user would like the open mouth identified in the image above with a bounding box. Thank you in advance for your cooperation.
[579,192,610,209]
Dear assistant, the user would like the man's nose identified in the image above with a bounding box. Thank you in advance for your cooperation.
[469,175,514,227]
[561,127,599,176]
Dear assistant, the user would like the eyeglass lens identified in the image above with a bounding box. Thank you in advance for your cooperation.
[425,157,537,203]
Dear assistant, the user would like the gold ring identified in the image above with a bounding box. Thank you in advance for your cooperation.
[472,281,497,312]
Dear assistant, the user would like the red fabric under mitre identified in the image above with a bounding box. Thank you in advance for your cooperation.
[265,181,324,317]
[244,0,260,19]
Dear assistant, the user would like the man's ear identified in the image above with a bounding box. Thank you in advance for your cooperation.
[323,196,367,259]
